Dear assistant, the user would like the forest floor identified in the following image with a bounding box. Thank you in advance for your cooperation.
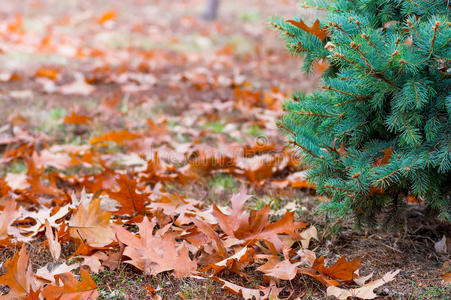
[0,0,449,299]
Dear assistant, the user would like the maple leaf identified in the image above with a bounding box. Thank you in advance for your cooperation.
[0,246,38,299]
[327,270,400,299]
[114,217,197,278]
[107,174,150,215]
[42,269,99,300]
[286,18,328,41]
[68,196,115,248]
[45,219,61,261]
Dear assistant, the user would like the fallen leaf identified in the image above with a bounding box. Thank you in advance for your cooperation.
[90,129,140,146]
[114,217,197,278]
[42,268,99,300]
[299,226,318,249]
[64,112,93,125]
[45,220,61,261]
[212,276,261,300]
[327,270,400,299]
[263,259,302,281]
[107,174,150,215]
[68,196,115,248]
[434,235,448,255]
[0,200,19,241]
[0,246,38,299]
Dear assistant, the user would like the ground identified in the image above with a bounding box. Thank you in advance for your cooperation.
[0,0,449,299]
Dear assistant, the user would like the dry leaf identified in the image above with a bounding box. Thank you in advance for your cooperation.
[68,196,115,248]
[286,19,327,41]
[45,220,61,261]
[327,270,400,299]
[212,276,261,300]
[42,268,99,300]
[0,246,38,299]
[114,217,197,278]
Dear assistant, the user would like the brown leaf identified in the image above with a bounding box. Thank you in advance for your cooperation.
[314,256,361,283]
[213,188,308,252]
[327,270,400,299]
[212,276,261,300]
[0,200,19,241]
[114,217,197,278]
[107,174,150,215]
[42,268,99,300]
[68,196,115,248]
[0,246,38,299]
[286,19,327,41]
[262,259,302,281]
[201,247,255,277]
[373,148,393,167]
[45,220,61,261]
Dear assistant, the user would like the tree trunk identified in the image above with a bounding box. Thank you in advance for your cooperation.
[202,0,220,21]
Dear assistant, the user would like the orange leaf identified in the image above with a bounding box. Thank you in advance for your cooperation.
[64,112,93,125]
[68,194,115,248]
[42,269,98,300]
[0,200,19,241]
[0,246,37,299]
[373,148,393,166]
[107,174,150,215]
[286,19,328,41]
[97,10,117,24]
[114,217,197,278]
[90,129,140,146]
[313,256,361,283]
[35,67,59,80]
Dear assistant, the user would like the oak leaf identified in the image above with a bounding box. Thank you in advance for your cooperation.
[114,217,197,278]
[64,112,93,125]
[68,196,115,248]
[327,270,400,299]
[0,246,38,299]
[0,200,19,241]
[263,259,302,281]
[42,269,99,300]
[107,174,150,215]
[299,256,361,287]
[286,19,327,41]
[212,276,261,300]
[90,129,140,146]
[373,148,393,166]
[213,188,308,252]
[45,219,61,261]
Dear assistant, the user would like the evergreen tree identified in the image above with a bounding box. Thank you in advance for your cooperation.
[272,0,451,227]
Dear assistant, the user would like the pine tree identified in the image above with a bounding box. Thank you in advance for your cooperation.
[272,0,451,227]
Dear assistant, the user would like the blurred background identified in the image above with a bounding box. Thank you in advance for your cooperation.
[0,0,321,120]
